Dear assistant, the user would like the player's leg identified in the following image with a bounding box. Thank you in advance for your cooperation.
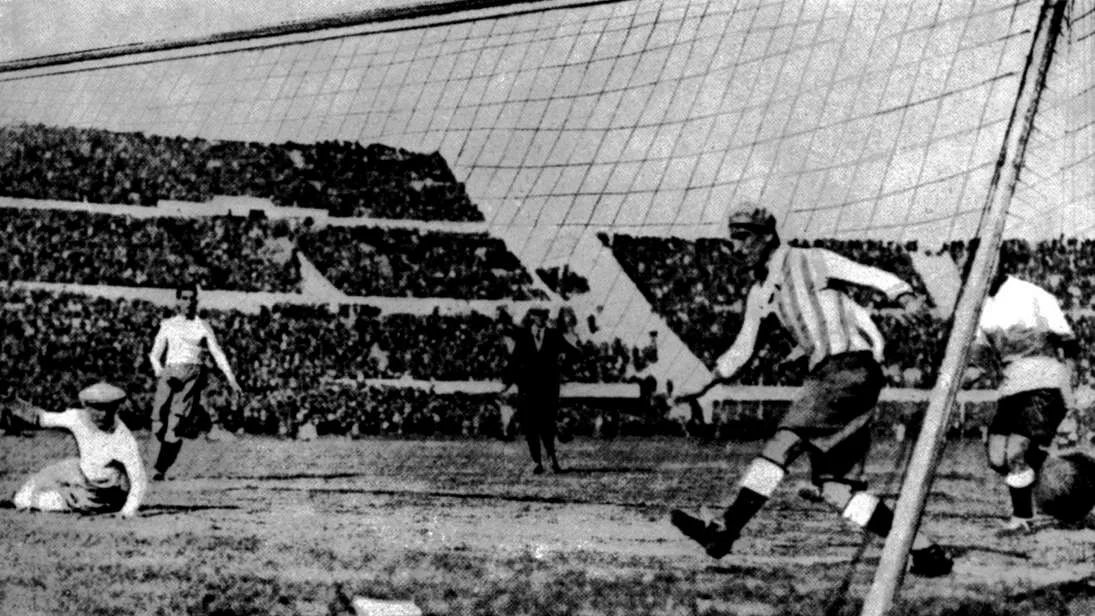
[150,373,173,442]
[152,367,194,480]
[520,402,544,473]
[670,427,807,558]
[155,365,208,480]
[542,404,561,473]
[811,428,952,577]
[670,370,838,558]
[12,459,81,513]
[990,389,1065,534]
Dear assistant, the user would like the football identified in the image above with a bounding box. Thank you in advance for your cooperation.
[1034,452,1095,522]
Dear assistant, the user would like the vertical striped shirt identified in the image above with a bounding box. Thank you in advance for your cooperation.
[752,246,912,369]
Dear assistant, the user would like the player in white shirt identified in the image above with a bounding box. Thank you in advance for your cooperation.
[148,285,241,480]
[10,383,146,518]
[967,244,1078,535]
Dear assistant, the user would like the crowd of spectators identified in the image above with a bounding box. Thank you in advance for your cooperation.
[607,233,934,384]
[8,284,1095,440]
[946,237,1095,310]
[298,226,546,300]
[0,288,655,435]
[0,204,546,299]
[0,123,482,221]
[0,206,301,292]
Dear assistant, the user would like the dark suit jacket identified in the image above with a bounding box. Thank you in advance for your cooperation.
[504,326,573,402]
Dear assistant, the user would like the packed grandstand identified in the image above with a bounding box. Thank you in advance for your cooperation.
[3,124,1094,439]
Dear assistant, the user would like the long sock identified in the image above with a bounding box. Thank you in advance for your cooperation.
[843,494,933,550]
[154,440,183,475]
[1009,486,1034,519]
[724,457,785,535]
[1005,467,1036,518]
[722,488,768,536]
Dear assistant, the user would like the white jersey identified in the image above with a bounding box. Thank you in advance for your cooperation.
[153,315,217,366]
[976,276,1074,397]
[39,409,146,511]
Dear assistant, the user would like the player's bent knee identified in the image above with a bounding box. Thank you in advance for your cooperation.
[13,483,34,510]
[760,429,807,467]
[989,442,1003,474]
[819,481,854,510]
[33,491,67,512]
[1005,467,1036,489]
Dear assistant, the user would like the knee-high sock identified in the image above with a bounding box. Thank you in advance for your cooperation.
[723,458,785,535]
[837,489,932,550]
[1006,467,1037,519]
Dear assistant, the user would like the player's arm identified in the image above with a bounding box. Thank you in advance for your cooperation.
[115,436,147,519]
[963,324,995,386]
[817,249,918,305]
[35,408,82,430]
[1041,291,1080,389]
[203,322,241,392]
[499,334,520,396]
[713,284,766,381]
[680,284,766,402]
[148,324,167,377]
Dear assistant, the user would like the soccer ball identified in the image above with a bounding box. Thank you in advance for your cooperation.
[1034,452,1095,522]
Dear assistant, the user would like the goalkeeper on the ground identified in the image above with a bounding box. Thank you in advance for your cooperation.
[669,205,952,577]
[7,383,147,519]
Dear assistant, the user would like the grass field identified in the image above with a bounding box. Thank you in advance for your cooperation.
[2,432,1094,615]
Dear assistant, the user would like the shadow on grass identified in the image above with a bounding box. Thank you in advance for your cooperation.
[555,466,656,475]
[137,504,243,517]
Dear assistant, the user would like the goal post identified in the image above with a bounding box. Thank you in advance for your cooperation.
[860,1,1069,614]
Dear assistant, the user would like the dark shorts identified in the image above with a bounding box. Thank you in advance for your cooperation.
[990,388,1068,446]
[779,352,883,482]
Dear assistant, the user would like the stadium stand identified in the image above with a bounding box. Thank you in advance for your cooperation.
[0,123,482,220]
[947,237,1095,310]
[0,286,657,434]
[0,206,302,292]
[297,225,547,299]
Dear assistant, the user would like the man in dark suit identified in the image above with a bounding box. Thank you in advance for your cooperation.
[501,307,577,474]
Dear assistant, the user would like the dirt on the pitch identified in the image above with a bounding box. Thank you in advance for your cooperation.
[1,433,1094,615]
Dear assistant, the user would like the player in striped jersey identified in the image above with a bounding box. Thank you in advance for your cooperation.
[967,243,1079,535]
[670,206,952,577]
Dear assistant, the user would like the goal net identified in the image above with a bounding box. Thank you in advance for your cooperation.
[0,0,1086,608]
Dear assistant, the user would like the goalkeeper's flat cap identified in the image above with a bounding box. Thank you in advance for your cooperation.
[79,382,127,406]
[727,206,777,234]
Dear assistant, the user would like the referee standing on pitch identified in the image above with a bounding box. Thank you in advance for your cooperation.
[501,307,577,474]
[670,205,953,577]
[148,284,241,480]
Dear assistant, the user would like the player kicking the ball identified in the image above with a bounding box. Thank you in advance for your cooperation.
[670,206,952,577]
[8,383,147,518]
[966,242,1079,535]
